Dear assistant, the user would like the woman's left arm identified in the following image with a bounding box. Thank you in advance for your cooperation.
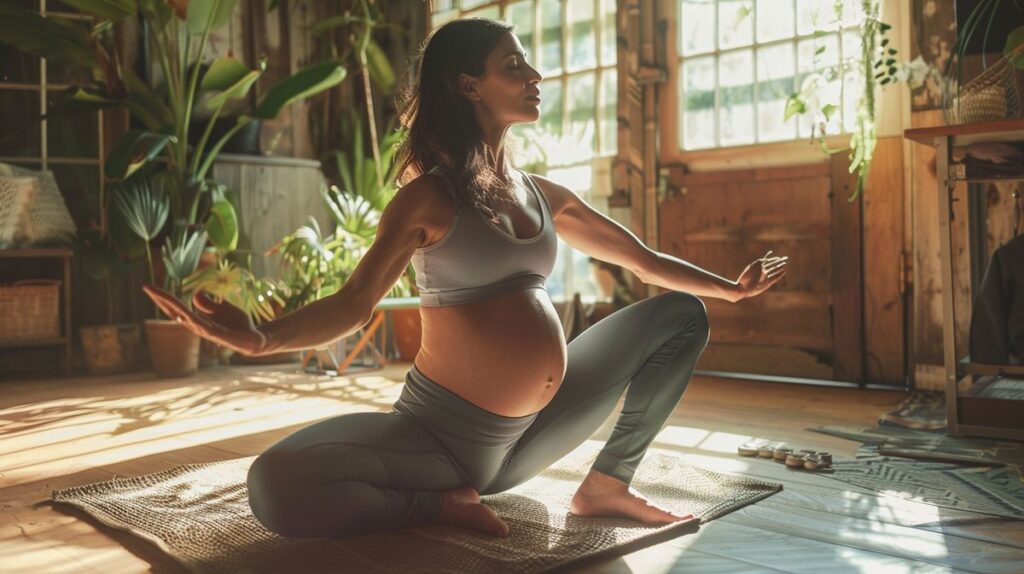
[530,175,786,303]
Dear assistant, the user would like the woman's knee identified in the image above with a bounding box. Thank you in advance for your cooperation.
[247,451,295,535]
[656,291,710,344]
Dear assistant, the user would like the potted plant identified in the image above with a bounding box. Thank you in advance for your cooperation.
[74,229,141,375]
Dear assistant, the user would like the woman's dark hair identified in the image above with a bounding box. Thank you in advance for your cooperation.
[394,17,521,210]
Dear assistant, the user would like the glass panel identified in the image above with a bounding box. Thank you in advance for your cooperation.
[571,248,599,298]
[539,0,563,75]
[796,33,841,137]
[796,0,837,36]
[46,90,99,158]
[0,89,41,157]
[680,56,715,150]
[755,0,793,43]
[842,31,862,133]
[718,0,754,50]
[718,49,754,146]
[568,0,596,71]
[463,5,499,20]
[540,76,564,136]
[50,162,100,229]
[460,0,490,9]
[600,0,616,65]
[599,67,617,154]
[568,71,596,155]
[841,0,865,26]
[506,0,535,59]
[680,0,715,56]
[0,45,40,84]
[756,43,796,142]
[432,0,456,10]
[431,9,459,32]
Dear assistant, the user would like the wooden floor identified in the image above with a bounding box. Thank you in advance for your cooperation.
[2,362,1022,573]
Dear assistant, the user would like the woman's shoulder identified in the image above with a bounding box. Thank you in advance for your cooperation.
[391,170,459,244]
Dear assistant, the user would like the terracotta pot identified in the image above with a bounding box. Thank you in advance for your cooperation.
[79,323,140,375]
[144,319,200,378]
[391,307,422,361]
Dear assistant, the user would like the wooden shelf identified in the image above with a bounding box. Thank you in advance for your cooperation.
[0,247,73,259]
[904,118,1024,146]
[904,119,1024,441]
[0,336,67,349]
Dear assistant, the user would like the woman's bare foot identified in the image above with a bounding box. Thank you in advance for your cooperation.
[569,470,695,525]
[433,485,510,537]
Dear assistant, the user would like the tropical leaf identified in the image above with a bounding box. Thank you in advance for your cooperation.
[58,0,135,20]
[105,130,177,181]
[250,61,346,120]
[186,0,239,35]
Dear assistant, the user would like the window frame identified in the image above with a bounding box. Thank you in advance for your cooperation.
[428,0,618,304]
[0,2,107,231]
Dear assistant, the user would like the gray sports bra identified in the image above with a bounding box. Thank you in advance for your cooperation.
[411,166,558,307]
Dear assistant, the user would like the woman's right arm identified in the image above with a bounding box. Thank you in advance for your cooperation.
[254,181,431,355]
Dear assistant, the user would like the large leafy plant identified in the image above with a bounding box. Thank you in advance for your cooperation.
[0,0,346,248]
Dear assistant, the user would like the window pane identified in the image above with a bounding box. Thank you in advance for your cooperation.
[796,34,841,137]
[842,31,862,133]
[680,56,715,149]
[506,0,535,58]
[540,77,564,136]
[718,49,754,146]
[50,163,99,229]
[796,0,837,36]
[539,0,563,75]
[718,0,754,50]
[463,5,499,19]
[1,45,40,84]
[568,71,596,154]
[568,0,596,71]
[0,89,41,157]
[460,0,490,9]
[600,68,617,154]
[841,0,865,26]
[600,0,616,65]
[431,9,458,32]
[432,0,456,10]
[755,0,793,43]
[680,0,715,56]
[756,43,796,142]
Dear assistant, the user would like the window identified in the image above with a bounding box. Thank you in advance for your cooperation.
[677,0,865,150]
[429,0,618,303]
[0,1,105,231]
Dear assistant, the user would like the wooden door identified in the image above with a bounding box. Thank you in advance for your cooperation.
[656,157,873,383]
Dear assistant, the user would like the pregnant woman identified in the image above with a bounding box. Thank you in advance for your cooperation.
[144,17,787,540]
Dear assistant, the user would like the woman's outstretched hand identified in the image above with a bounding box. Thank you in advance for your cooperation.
[735,250,788,301]
[142,285,266,356]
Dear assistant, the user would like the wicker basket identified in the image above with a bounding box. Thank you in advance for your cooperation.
[0,279,61,341]
[947,42,1024,125]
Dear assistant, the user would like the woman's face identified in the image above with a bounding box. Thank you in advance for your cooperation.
[459,31,543,127]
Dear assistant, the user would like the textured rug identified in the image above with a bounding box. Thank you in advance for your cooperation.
[826,445,1024,519]
[51,439,782,574]
[809,425,1024,469]
[877,391,946,431]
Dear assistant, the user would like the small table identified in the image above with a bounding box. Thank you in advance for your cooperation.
[0,247,73,376]
[301,296,420,374]
[905,119,1024,440]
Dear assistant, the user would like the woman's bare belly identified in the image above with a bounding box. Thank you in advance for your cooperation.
[413,286,568,418]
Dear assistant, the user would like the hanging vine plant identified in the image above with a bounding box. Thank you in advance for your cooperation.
[782,0,902,202]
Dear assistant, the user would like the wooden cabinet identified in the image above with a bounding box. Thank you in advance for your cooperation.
[905,119,1024,440]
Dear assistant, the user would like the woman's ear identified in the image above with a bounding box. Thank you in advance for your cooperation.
[457,73,481,102]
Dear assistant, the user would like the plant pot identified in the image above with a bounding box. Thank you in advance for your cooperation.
[144,319,200,378]
[391,307,422,361]
[199,337,229,367]
[79,323,140,375]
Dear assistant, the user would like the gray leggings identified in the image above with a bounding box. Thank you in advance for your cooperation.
[246,290,710,539]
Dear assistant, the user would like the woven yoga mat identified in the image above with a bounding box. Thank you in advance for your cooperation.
[52,439,781,574]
